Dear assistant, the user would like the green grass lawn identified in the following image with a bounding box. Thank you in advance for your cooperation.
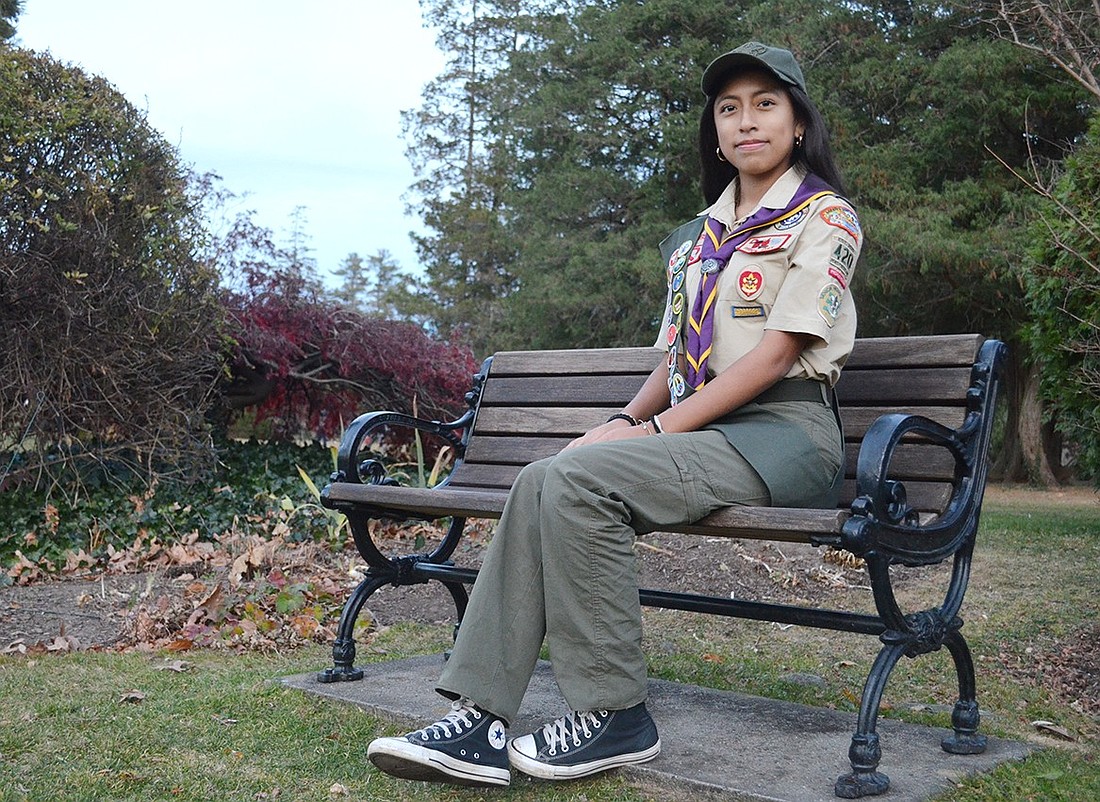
[1,487,1097,801]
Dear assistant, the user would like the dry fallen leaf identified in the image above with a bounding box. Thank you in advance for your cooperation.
[1032,720,1077,741]
[192,584,225,621]
[154,659,193,673]
[328,783,349,796]
[119,689,146,704]
[46,633,81,653]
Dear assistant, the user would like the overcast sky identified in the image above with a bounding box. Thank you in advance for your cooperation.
[14,0,445,281]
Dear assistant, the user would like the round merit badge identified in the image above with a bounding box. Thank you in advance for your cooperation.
[737,269,764,301]
[672,373,686,397]
[666,323,678,347]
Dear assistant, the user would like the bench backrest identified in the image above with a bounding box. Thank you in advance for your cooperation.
[445,334,985,514]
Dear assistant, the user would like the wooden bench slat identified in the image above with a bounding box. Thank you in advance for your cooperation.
[462,436,959,483]
[479,370,973,409]
[324,476,953,540]
[446,462,955,514]
[485,335,985,378]
[840,406,967,438]
[322,481,850,542]
[324,483,508,519]
[470,405,969,441]
[847,334,984,368]
[488,347,660,376]
[471,406,621,436]
[836,368,974,404]
[480,375,647,406]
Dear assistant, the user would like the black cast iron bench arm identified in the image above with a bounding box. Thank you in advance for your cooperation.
[330,357,492,488]
[330,408,473,486]
[838,340,1004,568]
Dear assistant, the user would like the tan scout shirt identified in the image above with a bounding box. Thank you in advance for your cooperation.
[654,167,860,387]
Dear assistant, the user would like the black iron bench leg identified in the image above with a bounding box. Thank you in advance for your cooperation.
[442,580,469,661]
[941,629,988,755]
[317,573,389,683]
[835,641,904,798]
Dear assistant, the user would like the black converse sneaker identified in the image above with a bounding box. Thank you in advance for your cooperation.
[367,699,510,787]
[507,702,660,780]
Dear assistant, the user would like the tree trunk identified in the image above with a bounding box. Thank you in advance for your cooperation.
[990,341,1066,484]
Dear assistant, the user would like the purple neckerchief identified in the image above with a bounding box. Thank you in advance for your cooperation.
[683,174,835,389]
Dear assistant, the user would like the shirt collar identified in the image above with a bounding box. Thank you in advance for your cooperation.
[703,166,807,228]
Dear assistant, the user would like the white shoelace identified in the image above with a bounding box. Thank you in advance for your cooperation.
[540,710,608,755]
[411,699,482,740]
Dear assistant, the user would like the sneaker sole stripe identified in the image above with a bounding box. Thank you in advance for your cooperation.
[507,740,661,780]
[368,738,510,786]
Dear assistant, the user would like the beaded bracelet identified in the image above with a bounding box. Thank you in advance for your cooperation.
[607,413,642,426]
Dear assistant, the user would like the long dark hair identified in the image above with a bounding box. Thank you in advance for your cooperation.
[698,79,847,205]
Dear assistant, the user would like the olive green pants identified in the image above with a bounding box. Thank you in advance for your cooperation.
[435,428,772,724]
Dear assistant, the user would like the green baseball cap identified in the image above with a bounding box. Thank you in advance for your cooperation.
[701,41,807,95]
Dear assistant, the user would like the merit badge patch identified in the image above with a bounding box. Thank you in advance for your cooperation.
[820,205,861,241]
[669,239,692,271]
[817,283,843,327]
[774,208,808,231]
[736,269,764,301]
[688,241,703,265]
[732,305,765,319]
[736,234,792,254]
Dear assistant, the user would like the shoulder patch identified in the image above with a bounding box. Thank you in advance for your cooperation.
[817,283,844,327]
[828,236,857,288]
[820,205,861,241]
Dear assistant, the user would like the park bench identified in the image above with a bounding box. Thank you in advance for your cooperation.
[319,333,1005,798]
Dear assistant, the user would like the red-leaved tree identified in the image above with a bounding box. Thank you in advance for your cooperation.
[213,209,478,442]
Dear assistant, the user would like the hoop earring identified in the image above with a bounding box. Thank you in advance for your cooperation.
[794,134,804,148]
[716,147,728,163]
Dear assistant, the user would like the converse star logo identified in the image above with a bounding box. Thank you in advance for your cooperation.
[488,720,507,750]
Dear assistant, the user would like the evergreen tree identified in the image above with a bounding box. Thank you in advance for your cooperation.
[363,249,403,318]
[402,0,534,357]
[333,252,370,309]
[1,0,21,41]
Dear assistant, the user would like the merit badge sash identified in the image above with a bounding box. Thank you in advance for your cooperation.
[664,174,836,405]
